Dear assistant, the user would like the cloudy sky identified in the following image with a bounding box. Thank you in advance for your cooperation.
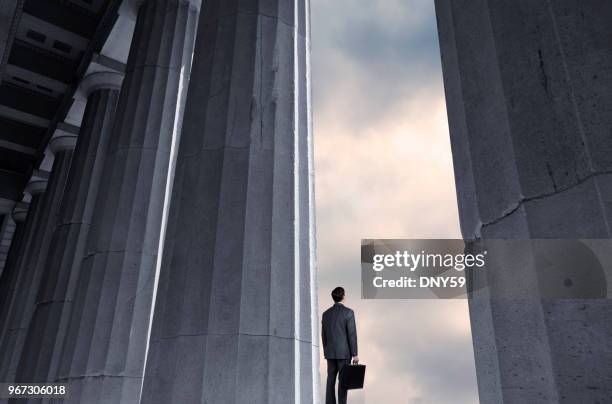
[310,1,478,402]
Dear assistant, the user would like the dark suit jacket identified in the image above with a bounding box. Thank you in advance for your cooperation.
[321,302,358,359]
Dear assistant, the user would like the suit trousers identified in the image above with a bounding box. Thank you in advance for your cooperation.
[326,359,351,404]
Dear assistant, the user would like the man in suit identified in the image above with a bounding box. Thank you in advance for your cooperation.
[322,286,359,404]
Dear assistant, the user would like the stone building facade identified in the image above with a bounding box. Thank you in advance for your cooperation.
[0,1,318,403]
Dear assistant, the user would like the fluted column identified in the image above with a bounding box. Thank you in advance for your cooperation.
[0,176,48,386]
[4,205,28,278]
[436,1,612,402]
[0,211,16,284]
[141,1,319,403]
[56,1,199,403]
[0,202,29,345]
[0,146,70,386]
[14,73,123,390]
[0,210,17,279]
[2,204,28,280]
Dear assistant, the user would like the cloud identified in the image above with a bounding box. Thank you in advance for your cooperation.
[311,0,444,131]
[311,1,479,402]
[314,95,477,404]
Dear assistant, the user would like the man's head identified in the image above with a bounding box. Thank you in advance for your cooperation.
[331,287,345,303]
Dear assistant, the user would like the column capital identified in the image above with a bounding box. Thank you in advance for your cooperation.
[0,197,16,215]
[124,0,201,15]
[11,201,29,222]
[49,128,78,154]
[25,170,50,196]
[79,72,124,98]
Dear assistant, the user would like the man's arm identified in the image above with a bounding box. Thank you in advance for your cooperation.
[321,317,327,350]
[347,310,358,361]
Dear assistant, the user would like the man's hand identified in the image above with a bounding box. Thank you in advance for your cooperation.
[352,356,359,364]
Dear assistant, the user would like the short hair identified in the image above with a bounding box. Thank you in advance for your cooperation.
[331,287,345,303]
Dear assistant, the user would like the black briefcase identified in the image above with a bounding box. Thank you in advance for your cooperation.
[339,364,366,390]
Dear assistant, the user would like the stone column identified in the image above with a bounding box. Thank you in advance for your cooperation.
[3,203,28,278]
[0,138,76,382]
[56,1,199,403]
[0,176,47,384]
[435,1,612,402]
[141,1,319,403]
[0,208,17,279]
[0,202,29,347]
[13,73,123,389]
